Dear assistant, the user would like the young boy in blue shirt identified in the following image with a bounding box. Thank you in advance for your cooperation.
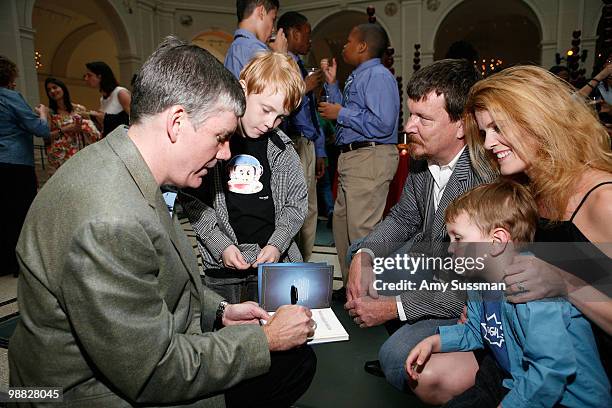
[318,23,400,288]
[406,180,611,408]
[224,0,287,78]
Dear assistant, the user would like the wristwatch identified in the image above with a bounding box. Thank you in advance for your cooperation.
[214,300,229,329]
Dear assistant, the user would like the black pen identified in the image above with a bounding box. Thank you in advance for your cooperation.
[290,285,298,305]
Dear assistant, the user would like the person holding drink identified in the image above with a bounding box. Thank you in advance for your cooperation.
[318,23,400,294]
[277,10,326,261]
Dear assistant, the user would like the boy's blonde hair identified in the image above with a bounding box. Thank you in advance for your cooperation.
[445,180,539,243]
[239,51,305,113]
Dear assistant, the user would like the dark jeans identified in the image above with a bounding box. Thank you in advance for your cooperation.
[379,317,457,391]
[442,352,509,408]
[203,268,258,303]
[0,163,37,276]
[225,346,317,408]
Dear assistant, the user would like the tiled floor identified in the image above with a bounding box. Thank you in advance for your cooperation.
[0,276,17,307]
[0,274,17,392]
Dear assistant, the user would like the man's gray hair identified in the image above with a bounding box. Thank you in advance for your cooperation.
[131,36,245,127]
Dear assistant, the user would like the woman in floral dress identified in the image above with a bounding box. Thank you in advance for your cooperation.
[44,77,100,170]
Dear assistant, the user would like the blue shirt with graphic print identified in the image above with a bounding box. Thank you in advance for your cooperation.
[480,290,511,373]
[438,290,610,408]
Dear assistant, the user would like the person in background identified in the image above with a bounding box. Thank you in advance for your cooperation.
[578,52,612,141]
[0,55,50,277]
[318,23,400,298]
[44,77,100,171]
[83,61,131,136]
[549,65,570,82]
[579,51,612,104]
[224,0,287,78]
[277,11,326,261]
[181,51,307,304]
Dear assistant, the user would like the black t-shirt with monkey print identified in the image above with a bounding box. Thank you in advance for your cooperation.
[224,132,275,248]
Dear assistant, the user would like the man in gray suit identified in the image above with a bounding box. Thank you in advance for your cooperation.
[344,59,494,401]
[9,37,316,407]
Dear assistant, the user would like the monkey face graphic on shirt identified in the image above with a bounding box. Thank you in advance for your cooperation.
[227,154,264,194]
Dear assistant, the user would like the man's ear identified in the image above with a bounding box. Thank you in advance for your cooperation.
[166,105,186,144]
[489,228,511,257]
[456,119,465,140]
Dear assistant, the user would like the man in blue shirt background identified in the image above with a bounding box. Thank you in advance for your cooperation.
[277,11,326,261]
[224,0,287,78]
[319,23,400,290]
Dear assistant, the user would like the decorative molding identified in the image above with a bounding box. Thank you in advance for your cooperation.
[17,0,36,28]
[18,26,36,40]
[384,2,398,17]
[166,2,234,14]
[285,0,341,12]
[426,0,440,12]
[137,0,157,8]
[285,0,391,12]
[121,0,134,14]
[33,5,74,26]
[179,14,193,26]
[311,6,392,35]
[137,1,155,12]
[156,5,176,17]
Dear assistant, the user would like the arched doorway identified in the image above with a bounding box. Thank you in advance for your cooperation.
[32,0,134,110]
[309,10,371,86]
[434,0,542,75]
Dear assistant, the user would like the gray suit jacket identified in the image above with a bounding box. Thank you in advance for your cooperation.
[9,127,271,407]
[362,147,496,322]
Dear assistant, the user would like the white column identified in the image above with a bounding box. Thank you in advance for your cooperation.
[18,26,39,106]
[0,1,26,96]
[400,0,422,117]
[156,5,176,43]
[136,0,156,62]
[541,40,558,69]
[117,53,141,89]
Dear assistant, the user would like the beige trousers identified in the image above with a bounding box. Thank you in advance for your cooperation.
[295,137,318,261]
[333,144,399,283]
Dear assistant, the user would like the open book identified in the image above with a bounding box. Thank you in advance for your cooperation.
[258,263,349,345]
